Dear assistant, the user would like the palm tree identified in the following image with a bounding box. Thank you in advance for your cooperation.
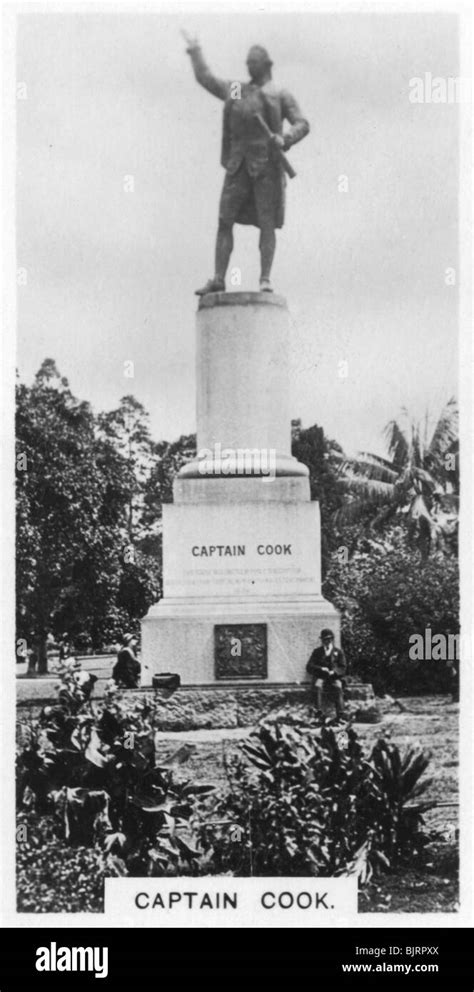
[333,398,459,556]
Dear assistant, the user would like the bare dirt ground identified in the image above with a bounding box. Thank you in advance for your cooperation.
[152,694,459,913]
[18,689,458,835]
[153,695,458,835]
[17,691,459,913]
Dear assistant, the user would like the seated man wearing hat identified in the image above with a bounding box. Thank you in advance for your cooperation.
[306,629,347,719]
[112,633,141,689]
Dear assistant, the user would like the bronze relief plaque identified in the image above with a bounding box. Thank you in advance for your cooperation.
[214,623,268,680]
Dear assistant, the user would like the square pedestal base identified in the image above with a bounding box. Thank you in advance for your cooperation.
[141,596,340,686]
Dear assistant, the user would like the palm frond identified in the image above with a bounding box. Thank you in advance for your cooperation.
[411,421,424,468]
[428,397,459,463]
[407,494,433,522]
[333,476,396,528]
[412,466,437,490]
[384,419,410,469]
[338,474,395,502]
[328,449,346,467]
[350,454,399,485]
[358,452,398,472]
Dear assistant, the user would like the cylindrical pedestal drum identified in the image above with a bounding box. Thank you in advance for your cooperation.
[179,292,307,478]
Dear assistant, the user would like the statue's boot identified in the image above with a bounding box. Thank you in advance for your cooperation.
[195,277,225,296]
[259,278,274,293]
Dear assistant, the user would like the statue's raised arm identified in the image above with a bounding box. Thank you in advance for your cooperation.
[181,29,229,101]
[180,36,309,296]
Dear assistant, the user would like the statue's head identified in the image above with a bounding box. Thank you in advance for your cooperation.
[246,45,273,82]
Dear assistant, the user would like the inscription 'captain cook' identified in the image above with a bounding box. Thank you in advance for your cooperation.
[192,544,292,557]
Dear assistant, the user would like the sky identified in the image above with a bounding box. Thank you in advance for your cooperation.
[16,7,459,456]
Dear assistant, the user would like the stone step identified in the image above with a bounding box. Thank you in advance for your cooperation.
[120,681,377,731]
[345,680,376,702]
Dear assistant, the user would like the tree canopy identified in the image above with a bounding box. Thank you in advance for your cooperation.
[16,361,459,675]
[16,362,161,668]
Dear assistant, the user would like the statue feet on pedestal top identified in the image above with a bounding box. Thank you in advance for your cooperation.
[195,277,275,296]
[195,277,225,296]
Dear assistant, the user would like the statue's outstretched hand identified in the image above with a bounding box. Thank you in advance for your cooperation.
[271,134,285,150]
[181,29,199,51]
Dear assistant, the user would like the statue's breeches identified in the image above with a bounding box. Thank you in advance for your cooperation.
[218,162,285,230]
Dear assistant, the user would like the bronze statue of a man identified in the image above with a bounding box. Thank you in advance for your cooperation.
[183,33,309,295]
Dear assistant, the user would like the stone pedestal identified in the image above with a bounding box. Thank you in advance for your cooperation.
[179,292,307,480]
[141,293,340,686]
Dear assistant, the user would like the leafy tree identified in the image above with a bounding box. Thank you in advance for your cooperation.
[291,424,344,570]
[116,550,162,632]
[16,363,137,667]
[323,527,459,692]
[98,396,154,543]
[143,433,196,525]
[16,364,164,666]
[334,399,459,557]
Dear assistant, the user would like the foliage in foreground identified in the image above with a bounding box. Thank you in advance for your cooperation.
[17,677,435,910]
[17,681,215,882]
[198,714,433,879]
[17,813,107,913]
